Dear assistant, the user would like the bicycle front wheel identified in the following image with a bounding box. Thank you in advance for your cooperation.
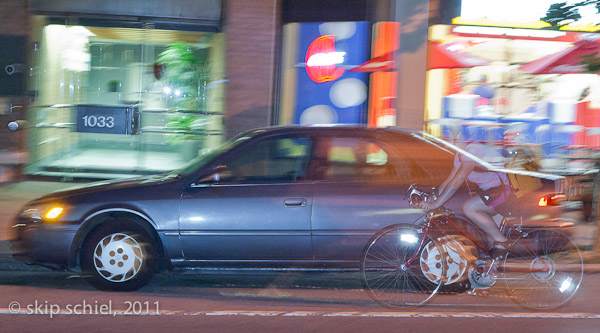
[502,229,583,310]
[361,224,445,308]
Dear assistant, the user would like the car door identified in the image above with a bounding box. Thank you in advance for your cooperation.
[179,134,315,264]
[310,134,451,263]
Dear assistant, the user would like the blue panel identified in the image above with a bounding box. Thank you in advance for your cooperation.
[294,22,369,125]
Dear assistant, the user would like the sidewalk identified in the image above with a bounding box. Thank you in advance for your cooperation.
[0,180,599,271]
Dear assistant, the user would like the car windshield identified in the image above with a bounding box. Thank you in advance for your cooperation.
[167,130,262,178]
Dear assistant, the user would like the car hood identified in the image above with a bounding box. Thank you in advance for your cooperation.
[34,174,179,202]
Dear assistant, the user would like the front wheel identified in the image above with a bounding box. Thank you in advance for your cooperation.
[81,223,157,291]
[361,224,445,308]
[502,229,583,310]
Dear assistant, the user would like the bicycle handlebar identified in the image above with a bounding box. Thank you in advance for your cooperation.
[407,184,455,219]
[407,184,437,207]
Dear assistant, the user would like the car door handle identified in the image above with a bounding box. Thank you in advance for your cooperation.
[284,198,307,207]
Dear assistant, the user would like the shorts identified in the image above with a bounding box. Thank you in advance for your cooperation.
[478,184,511,211]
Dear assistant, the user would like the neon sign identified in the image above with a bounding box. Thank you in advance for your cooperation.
[305,35,345,83]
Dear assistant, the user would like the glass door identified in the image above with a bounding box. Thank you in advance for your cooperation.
[27,18,225,179]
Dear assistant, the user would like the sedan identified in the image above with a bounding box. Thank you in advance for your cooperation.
[11,126,569,291]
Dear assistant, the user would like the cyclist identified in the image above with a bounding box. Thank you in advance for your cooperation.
[418,142,512,256]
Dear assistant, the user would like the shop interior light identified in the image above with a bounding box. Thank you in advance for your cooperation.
[306,52,346,67]
[44,207,64,219]
[446,44,465,51]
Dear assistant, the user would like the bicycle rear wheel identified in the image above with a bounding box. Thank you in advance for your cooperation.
[361,224,445,308]
[501,229,583,310]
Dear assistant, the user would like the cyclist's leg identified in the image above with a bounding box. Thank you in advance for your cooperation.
[462,196,507,243]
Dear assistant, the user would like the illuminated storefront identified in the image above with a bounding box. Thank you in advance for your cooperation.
[279,21,370,126]
[25,2,225,178]
[278,0,407,128]
[425,1,600,157]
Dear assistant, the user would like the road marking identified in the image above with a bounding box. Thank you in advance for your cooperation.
[1,308,600,319]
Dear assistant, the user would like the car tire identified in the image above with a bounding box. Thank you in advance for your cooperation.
[81,222,157,291]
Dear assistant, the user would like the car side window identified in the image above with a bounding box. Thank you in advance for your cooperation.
[319,137,396,181]
[388,135,454,186]
[217,137,313,183]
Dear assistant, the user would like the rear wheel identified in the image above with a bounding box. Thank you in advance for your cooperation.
[361,224,445,308]
[502,229,583,310]
[81,222,157,291]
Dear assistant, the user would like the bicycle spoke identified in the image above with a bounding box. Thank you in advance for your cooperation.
[361,226,442,308]
[502,229,583,310]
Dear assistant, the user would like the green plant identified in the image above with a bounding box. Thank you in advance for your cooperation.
[165,113,207,143]
[157,42,209,144]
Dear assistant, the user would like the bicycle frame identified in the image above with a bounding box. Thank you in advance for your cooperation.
[362,184,583,309]
[405,209,548,279]
[404,184,554,278]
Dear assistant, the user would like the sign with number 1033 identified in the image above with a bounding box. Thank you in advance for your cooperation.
[76,105,136,135]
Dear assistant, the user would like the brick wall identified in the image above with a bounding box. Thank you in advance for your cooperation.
[224,0,280,138]
[0,0,29,35]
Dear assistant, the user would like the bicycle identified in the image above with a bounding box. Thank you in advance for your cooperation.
[360,184,584,310]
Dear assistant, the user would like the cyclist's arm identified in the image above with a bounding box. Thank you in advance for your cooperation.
[427,159,475,209]
[439,162,460,194]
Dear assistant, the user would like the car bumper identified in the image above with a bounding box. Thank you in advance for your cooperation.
[520,217,576,237]
[11,220,78,270]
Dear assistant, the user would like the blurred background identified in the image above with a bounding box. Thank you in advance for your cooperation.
[3,1,600,328]
[1,0,600,210]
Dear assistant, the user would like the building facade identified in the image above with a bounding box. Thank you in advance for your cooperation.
[0,0,458,180]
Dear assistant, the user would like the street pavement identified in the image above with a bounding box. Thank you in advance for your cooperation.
[3,269,600,331]
[0,180,599,271]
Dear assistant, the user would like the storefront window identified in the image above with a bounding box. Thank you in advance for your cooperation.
[425,25,600,160]
[26,18,225,178]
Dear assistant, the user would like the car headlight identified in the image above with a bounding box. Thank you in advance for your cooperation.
[20,204,68,222]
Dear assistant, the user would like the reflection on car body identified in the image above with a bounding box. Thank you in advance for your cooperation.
[10,126,570,291]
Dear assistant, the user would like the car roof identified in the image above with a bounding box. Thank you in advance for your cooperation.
[241,125,419,138]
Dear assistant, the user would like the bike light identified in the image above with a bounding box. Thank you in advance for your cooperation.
[400,233,419,244]
[559,277,573,293]
[44,207,64,219]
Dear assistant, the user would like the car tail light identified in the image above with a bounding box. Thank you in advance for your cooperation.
[538,194,565,207]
